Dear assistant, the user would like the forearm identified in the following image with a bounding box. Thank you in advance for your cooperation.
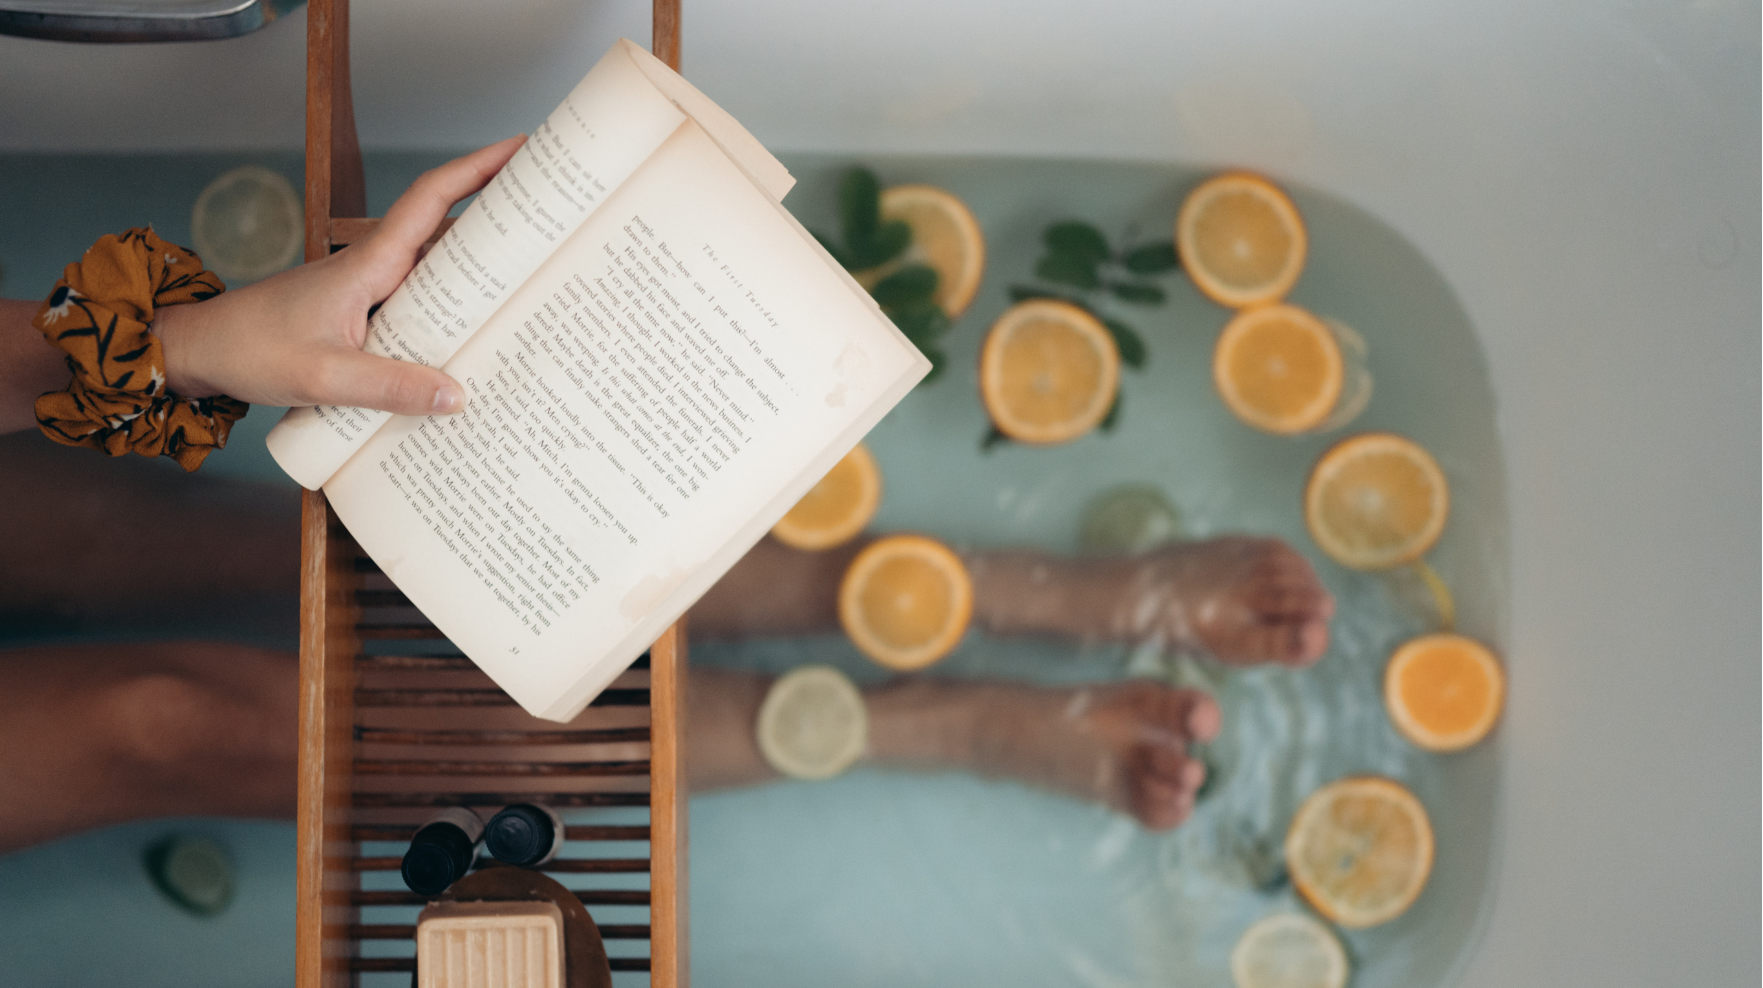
[0,298,69,435]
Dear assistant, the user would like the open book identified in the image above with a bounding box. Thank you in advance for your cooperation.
[267,39,929,722]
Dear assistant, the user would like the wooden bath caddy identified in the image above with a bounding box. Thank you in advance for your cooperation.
[295,2,687,985]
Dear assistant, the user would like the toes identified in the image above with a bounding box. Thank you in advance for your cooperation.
[1129,744,1203,830]
[1129,683,1222,743]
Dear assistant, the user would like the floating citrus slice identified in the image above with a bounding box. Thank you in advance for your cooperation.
[868,184,987,318]
[191,165,303,284]
[771,442,883,551]
[1214,304,1344,434]
[1384,633,1505,752]
[839,534,973,671]
[1230,913,1350,988]
[1285,776,1434,928]
[1177,172,1307,308]
[1304,433,1449,570]
[979,299,1121,445]
[756,664,869,780]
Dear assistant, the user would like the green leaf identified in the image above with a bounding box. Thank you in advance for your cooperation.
[981,426,1010,452]
[1045,221,1110,262]
[1103,318,1148,369]
[1100,391,1123,432]
[848,220,911,269]
[1009,284,1071,304]
[839,167,882,246]
[1035,252,1100,290]
[1109,281,1165,306]
[890,302,951,347]
[870,264,940,310]
[1123,241,1179,274]
[920,345,948,384]
[812,229,852,269]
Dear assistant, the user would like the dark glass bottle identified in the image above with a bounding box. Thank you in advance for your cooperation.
[400,808,484,895]
[484,803,564,867]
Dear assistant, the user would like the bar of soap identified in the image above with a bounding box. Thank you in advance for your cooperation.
[416,900,565,988]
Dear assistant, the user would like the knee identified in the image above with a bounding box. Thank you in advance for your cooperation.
[101,671,222,771]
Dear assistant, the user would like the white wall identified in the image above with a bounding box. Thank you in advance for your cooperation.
[3,1,1757,983]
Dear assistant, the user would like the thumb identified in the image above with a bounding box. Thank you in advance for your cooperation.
[308,348,466,416]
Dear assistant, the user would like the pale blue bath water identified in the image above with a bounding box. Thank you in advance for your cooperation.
[0,152,1505,987]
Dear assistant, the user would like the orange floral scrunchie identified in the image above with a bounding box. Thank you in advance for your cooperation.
[34,228,249,471]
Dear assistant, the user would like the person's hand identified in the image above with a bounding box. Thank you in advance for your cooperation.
[153,136,527,414]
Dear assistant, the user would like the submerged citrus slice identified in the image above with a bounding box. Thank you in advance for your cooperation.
[1304,433,1449,570]
[1230,912,1350,988]
[771,443,883,551]
[979,299,1121,445]
[1214,304,1344,434]
[1079,484,1183,554]
[1384,633,1505,752]
[1285,776,1434,928]
[756,664,869,780]
[869,184,987,318]
[1177,172,1307,308]
[191,165,303,284]
[839,534,973,671]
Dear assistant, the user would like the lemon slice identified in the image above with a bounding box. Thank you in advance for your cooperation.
[1079,484,1183,554]
[756,665,868,780]
[772,443,883,551]
[1214,304,1344,435]
[1177,172,1307,308]
[979,299,1121,445]
[191,165,303,284]
[1230,913,1349,988]
[1385,633,1505,752]
[1304,433,1449,570]
[1285,776,1434,928]
[839,534,973,671]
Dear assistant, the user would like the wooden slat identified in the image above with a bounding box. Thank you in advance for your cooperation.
[348,923,651,941]
[649,615,688,987]
[354,727,651,746]
[349,824,650,843]
[352,687,649,707]
[351,889,650,907]
[352,759,650,777]
[351,792,649,809]
[351,857,650,874]
[349,958,652,974]
[353,654,474,671]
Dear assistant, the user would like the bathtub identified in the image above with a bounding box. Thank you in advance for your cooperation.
[0,1,1755,984]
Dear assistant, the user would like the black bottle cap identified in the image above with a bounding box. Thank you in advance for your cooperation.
[401,822,475,895]
[485,804,555,867]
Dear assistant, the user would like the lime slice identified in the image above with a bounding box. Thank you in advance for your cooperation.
[145,834,235,916]
[757,665,867,780]
[191,165,303,284]
[1079,484,1182,554]
[1230,913,1349,988]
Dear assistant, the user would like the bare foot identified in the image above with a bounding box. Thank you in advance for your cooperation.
[969,536,1334,667]
[867,678,1222,831]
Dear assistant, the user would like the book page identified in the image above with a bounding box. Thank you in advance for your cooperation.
[267,39,791,490]
[323,121,927,721]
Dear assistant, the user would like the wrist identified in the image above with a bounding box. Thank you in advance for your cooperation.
[150,298,220,398]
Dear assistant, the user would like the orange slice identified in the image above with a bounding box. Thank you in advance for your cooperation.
[1213,304,1343,434]
[771,443,882,551]
[839,534,973,671]
[1384,633,1505,752]
[1230,913,1350,988]
[858,184,987,318]
[979,299,1121,445]
[1304,433,1449,570]
[1285,776,1434,928]
[1177,172,1307,308]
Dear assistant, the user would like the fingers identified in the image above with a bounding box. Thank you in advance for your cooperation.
[302,348,465,416]
[360,135,529,282]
